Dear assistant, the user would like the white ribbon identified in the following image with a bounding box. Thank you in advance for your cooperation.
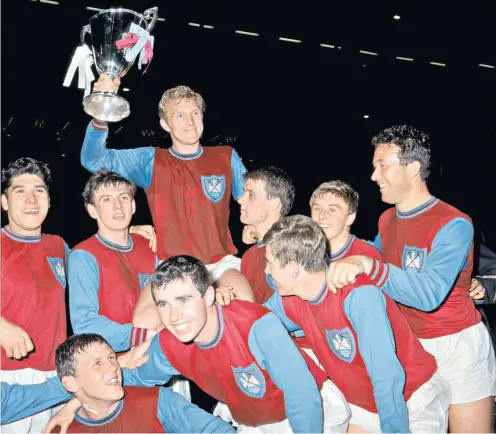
[63,44,95,97]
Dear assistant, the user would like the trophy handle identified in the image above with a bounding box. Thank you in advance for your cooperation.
[143,7,158,32]
[80,24,91,45]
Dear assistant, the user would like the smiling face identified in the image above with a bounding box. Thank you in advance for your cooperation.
[160,98,204,148]
[1,173,50,235]
[86,183,136,233]
[66,342,124,407]
[371,144,413,206]
[155,277,215,344]
[310,193,355,242]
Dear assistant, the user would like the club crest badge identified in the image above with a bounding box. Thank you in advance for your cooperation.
[47,257,66,288]
[402,245,427,272]
[326,327,356,363]
[232,362,266,398]
[201,175,226,203]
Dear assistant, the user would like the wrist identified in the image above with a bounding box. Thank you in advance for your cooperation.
[361,256,374,275]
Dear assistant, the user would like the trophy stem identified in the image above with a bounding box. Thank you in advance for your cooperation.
[83,91,130,122]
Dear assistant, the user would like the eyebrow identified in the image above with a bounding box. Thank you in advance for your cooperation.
[11,184,47,191]
[175,295,192,301]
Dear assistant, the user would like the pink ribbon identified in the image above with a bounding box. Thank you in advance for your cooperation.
[115,32,140,50]
[141,40,154,65]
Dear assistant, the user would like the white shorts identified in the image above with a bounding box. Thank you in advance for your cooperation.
[205,254,241,283]
[158,255,241,284]
[214,378,350,433]
[349,371,450,433]
[419,321,496,404]
[301,348,351,432]
[167,376,191,402]
[0,368,62,433]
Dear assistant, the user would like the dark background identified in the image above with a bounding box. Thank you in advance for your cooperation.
[2,1,495,251]
[2,0,496,416]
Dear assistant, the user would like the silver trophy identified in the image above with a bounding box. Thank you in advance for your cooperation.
[79,7,158,122]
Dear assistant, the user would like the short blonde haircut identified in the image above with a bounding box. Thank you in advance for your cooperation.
[263,215,327,273]
[158,85,206,120]
[309,180,359,215]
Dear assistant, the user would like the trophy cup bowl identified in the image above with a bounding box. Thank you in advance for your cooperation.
[81,7,158,122]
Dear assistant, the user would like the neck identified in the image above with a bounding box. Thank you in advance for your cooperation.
[171,141,200,155]
[78,398,120,421]
[396,183,431,212]
[7,222,41,237]
[254,215,280,241]
[296,269,327,301]
[194,304,218,345]
[328,229,350,254]
[97,227,130,246]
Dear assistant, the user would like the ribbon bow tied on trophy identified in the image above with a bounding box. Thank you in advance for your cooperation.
[63,7,158,122]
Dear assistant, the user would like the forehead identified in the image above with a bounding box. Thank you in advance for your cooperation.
[94,183,131,198]
[167,98,200,113]
[373,144,400,162]
[77,342,112,362]
[155,277,201,299]
[10,173,46,188]
[245,178,266,193]
[312,193,347,208]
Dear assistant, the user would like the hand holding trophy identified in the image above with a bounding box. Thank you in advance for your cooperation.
[63,7,158,122]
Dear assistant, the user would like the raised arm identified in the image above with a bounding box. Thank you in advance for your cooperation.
[81,120,155,188]
[122,333,180,387]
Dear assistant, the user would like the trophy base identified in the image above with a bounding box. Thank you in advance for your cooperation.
[83,92,130,122]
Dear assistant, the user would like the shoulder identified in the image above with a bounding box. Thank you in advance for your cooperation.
[354,237,382,260]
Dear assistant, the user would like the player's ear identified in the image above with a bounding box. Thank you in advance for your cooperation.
[289,261,300,280]
[204,285,216,307]
[346,212,356,227]
[160,118,170,133]
[86,203,98,220]
[1,194,8,212]
[61,376,79,394]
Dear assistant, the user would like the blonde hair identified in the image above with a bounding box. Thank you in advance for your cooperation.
[309,180,359,215]
[158,85,206,119]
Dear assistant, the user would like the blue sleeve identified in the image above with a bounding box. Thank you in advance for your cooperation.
[68,250,147,352]
[365,233,382,253]
[81,121,155,189]
[122,334,180,387]
[381,218,473,311]
[1,377,72,424]
[344,286,410,434]
[64,241,71,274]
[230,149,247,200]
[157,388,234,433]
[248,313,322,433]
[264,294,304,337]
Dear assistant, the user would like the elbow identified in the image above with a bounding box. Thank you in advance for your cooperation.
[80,151,98,173]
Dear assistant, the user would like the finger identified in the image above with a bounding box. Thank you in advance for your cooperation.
[152,237,157,253]
[24,335,34,353]
[135,354,150,368]
[12,344,23,360]
[60,422,70,434]
[5,346,13,358]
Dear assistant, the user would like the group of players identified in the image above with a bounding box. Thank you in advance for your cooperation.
[1,74,495,433]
